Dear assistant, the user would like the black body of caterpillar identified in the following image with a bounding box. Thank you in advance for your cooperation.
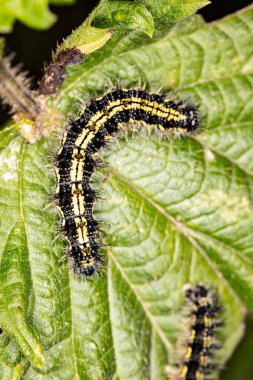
[54,89,199,275]
[176,285,223,380]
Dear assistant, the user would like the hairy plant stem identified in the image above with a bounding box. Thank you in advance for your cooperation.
[0,57,39,120]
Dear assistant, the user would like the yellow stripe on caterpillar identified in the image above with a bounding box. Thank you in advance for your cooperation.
[54,88,199,276]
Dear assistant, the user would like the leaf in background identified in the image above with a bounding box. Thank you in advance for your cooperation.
[92,0,210,30]
[57,26,114,55]
[0,0,76,32]
[57,0,209,59]
[1,4,253,380]
[92,1,154,37]
[136,0,210,23]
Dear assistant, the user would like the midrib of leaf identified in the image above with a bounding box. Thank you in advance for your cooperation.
[105,131,253,271]
[108,167,246,309]
[108,252,173,350]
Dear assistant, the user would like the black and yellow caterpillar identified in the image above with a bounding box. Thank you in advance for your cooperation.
[175,285,223,380]
[54,88,199,275]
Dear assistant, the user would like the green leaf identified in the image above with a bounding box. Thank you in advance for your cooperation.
[0,0,76,32]
[136,0,210,23]
[93,1,154,37]
[57,26,114,55]
[0,131,44,369]
[1,4,253,380]
[0,361,22,380]
[0,10,15,33]
[56,0,209,58]
[0,333,21,370]
[92,0,209,30]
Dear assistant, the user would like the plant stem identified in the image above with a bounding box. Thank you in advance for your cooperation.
[0,57,39,120]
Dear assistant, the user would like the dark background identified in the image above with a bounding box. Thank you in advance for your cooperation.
[0,1,253,379]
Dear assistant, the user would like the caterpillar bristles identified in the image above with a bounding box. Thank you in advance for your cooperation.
[167,284,224,380]
[54,88,199,276]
